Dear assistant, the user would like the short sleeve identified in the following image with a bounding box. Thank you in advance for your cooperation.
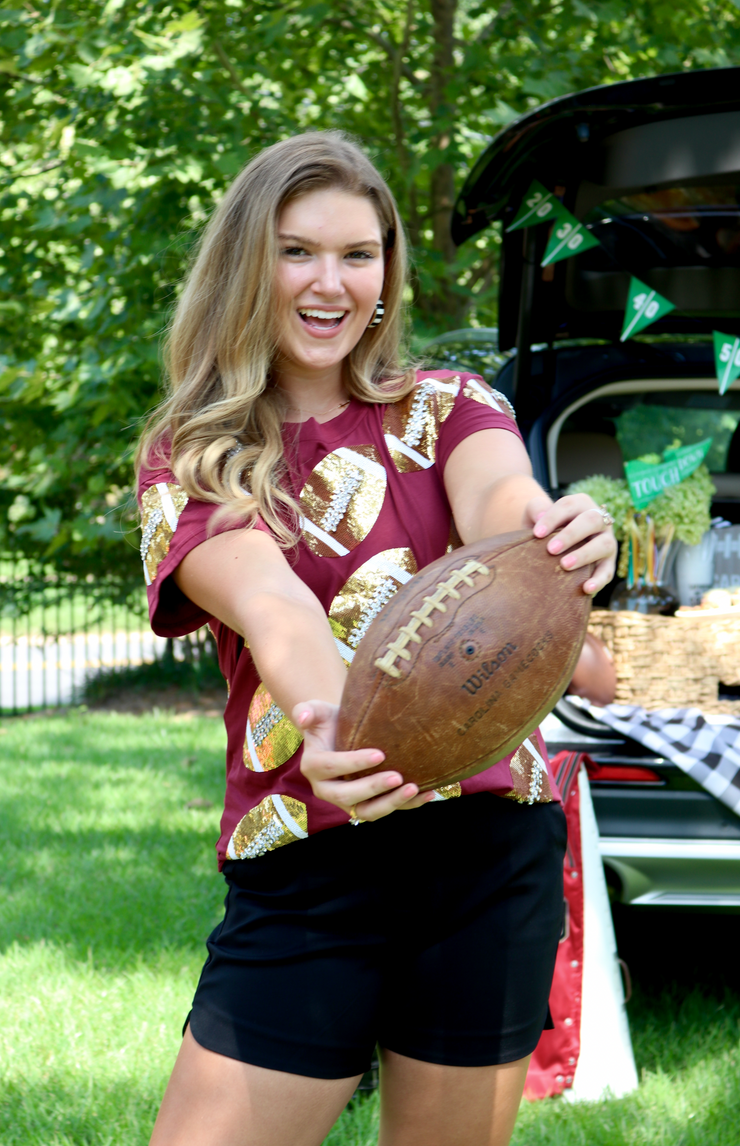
[138,460,248,637]
[435,373,523,475]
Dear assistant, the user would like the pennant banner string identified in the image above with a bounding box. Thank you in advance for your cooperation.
[507,182,686,338]
[508,180,603,266]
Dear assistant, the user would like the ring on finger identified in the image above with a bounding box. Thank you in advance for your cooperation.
[598,503,615,529]
[349,804,363,826]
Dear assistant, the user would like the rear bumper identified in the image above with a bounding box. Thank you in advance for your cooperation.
[599,837,740,906]
[543,710,740,907]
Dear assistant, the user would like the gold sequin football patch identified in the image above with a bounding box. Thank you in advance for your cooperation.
[140,482,189,585]
[299,445,387,557]
[329,547,418,664]
[462,378,517,423]
[382,376,460,473]
[433,782,462,799]
[244,684,303,771]
[506,737,553,804]
[226,794,308,860]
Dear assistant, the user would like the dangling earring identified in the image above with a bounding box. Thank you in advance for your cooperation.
[368,299,384,328]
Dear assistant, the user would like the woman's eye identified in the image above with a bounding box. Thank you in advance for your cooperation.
[281,247,309,257]
[346,250,374,260]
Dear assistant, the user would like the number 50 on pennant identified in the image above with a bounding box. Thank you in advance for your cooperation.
[714,331,740,395]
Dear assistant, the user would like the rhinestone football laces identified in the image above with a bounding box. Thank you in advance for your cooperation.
[320,465,362,533]
[240,817,286,859]
[139,507,163,562]
[528,755,545,804]
[402,381,436,448]
[251,703,284,747]
[349,578,398,649]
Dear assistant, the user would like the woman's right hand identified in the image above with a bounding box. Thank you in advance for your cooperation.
[294,700,435,821]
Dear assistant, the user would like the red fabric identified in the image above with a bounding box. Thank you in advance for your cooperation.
[138,372,562,869]
[585,760,661,783]
[525,751,585,1099]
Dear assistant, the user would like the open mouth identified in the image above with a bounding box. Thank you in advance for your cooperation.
[298,308,348,331]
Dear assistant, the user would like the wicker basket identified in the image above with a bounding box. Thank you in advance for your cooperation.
[588,608,740,715]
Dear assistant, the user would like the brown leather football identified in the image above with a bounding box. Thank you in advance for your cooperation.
[336,529,593,790]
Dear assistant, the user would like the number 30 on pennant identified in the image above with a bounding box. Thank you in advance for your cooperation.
[557,221,584,249]
[540,217,600,267]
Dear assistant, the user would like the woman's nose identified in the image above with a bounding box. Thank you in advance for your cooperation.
[312,256,343,296]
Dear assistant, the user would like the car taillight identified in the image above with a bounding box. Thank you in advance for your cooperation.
[586,762,662,783]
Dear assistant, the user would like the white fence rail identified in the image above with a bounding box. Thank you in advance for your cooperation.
[0,630,168,711]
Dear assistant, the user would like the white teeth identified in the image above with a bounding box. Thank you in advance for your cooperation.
[298,309,346,319]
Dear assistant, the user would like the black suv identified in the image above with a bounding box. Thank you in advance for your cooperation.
[446,67,740,908]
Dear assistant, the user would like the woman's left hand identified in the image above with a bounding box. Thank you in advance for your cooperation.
[526,492,617,596]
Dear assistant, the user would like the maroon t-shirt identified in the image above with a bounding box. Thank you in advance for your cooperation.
[139,370,560,869]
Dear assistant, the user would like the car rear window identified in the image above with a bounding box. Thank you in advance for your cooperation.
[584,184,740,270]
[561,391,740,473]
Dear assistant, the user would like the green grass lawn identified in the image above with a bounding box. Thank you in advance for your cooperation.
[0,709,739,1144]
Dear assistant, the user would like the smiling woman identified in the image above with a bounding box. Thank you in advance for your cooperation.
[134,132,616,1146]
[274,191,385,400]
[136,133,415,551]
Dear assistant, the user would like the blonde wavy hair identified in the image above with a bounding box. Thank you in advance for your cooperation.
[136,131,415,547]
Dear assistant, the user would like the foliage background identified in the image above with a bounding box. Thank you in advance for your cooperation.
[2,0,740,585]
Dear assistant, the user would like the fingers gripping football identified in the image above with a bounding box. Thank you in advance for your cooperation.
[294,701,433,821]
[531,493,617,595]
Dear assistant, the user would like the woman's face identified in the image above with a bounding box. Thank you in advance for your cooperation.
[273,188,385,379]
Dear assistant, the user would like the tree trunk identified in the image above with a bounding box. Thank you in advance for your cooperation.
[429,0,457,264]
[427,0,461,327]
[391,0,420,248]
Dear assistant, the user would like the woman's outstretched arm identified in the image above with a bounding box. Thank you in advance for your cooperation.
[174,528,346,716]
[173,527,431,819]
[443,427,617,595]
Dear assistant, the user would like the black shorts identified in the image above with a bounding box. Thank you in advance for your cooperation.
[187,793,566,1079]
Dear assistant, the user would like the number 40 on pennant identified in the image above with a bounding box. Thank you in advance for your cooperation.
[620,276,675,341]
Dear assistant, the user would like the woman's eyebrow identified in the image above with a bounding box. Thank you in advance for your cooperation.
[277,233,313,245]
[278,232,382,250]
[344,239,382,250]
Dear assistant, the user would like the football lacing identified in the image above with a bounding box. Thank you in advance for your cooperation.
[374,559,490,678]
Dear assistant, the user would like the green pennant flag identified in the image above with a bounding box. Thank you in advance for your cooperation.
[620,276,676,341]
[713,330,740,395]
[506,180,564,232]
[624,439,713,510]
[540,208,600,267]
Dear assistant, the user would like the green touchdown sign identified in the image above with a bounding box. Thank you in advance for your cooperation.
[624,439,713,510]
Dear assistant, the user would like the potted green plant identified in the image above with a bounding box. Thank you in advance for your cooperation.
[568,461,715,613]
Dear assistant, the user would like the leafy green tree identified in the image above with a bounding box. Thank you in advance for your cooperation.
[1,0,739,583]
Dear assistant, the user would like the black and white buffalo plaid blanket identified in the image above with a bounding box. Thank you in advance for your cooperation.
[591,705,740,818]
